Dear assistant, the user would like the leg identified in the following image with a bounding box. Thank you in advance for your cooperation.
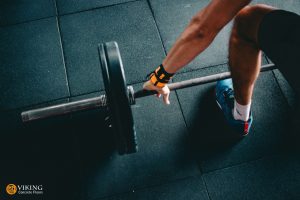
[229,4,275,105]
[215,4,276,135]
[218,5,300,136]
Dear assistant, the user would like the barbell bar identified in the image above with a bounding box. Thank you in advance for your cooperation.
[21,41,276,155]
[21,63,276,122]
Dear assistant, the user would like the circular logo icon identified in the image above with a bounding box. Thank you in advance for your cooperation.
[6,184,17,195]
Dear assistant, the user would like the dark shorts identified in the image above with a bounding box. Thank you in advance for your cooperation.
[258,10,300,138]
[258,10,300,96]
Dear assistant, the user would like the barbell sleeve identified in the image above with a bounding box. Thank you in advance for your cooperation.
[21,94,108,122]
[134,63,276,98]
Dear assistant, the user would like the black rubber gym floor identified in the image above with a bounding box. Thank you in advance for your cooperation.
[0,0,299,200]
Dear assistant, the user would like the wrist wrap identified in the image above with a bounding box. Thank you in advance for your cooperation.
[148,64,174,88]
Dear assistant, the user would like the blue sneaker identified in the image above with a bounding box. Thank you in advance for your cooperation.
[215,79,253,136]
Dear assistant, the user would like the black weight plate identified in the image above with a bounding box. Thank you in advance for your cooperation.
[99,41,137,154]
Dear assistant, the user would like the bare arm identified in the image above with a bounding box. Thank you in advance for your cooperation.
[163,0,251,73]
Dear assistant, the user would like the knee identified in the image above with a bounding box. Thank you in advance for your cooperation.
[232,4,275,42]
[235,4,273,27]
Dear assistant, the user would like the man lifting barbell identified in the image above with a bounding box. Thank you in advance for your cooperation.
[144,1,300,136]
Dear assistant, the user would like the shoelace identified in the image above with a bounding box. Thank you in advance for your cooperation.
[223,88,235,108]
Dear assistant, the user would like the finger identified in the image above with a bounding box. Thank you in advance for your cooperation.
[163,92,170,105]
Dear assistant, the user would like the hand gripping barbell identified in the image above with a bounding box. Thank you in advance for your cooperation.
[21,41,276,155]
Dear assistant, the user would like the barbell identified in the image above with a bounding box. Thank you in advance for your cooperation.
[21,41,276,155]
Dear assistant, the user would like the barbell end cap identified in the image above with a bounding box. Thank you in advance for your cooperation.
[127,86,135,105]
[21,112,30,123]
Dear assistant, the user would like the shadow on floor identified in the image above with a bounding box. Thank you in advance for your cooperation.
[0,108,116,200]
[187,86,243,161]
[186,85,300,163]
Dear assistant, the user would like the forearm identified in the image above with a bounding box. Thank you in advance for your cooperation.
[163,0,251,74]
[163,12,218,73]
